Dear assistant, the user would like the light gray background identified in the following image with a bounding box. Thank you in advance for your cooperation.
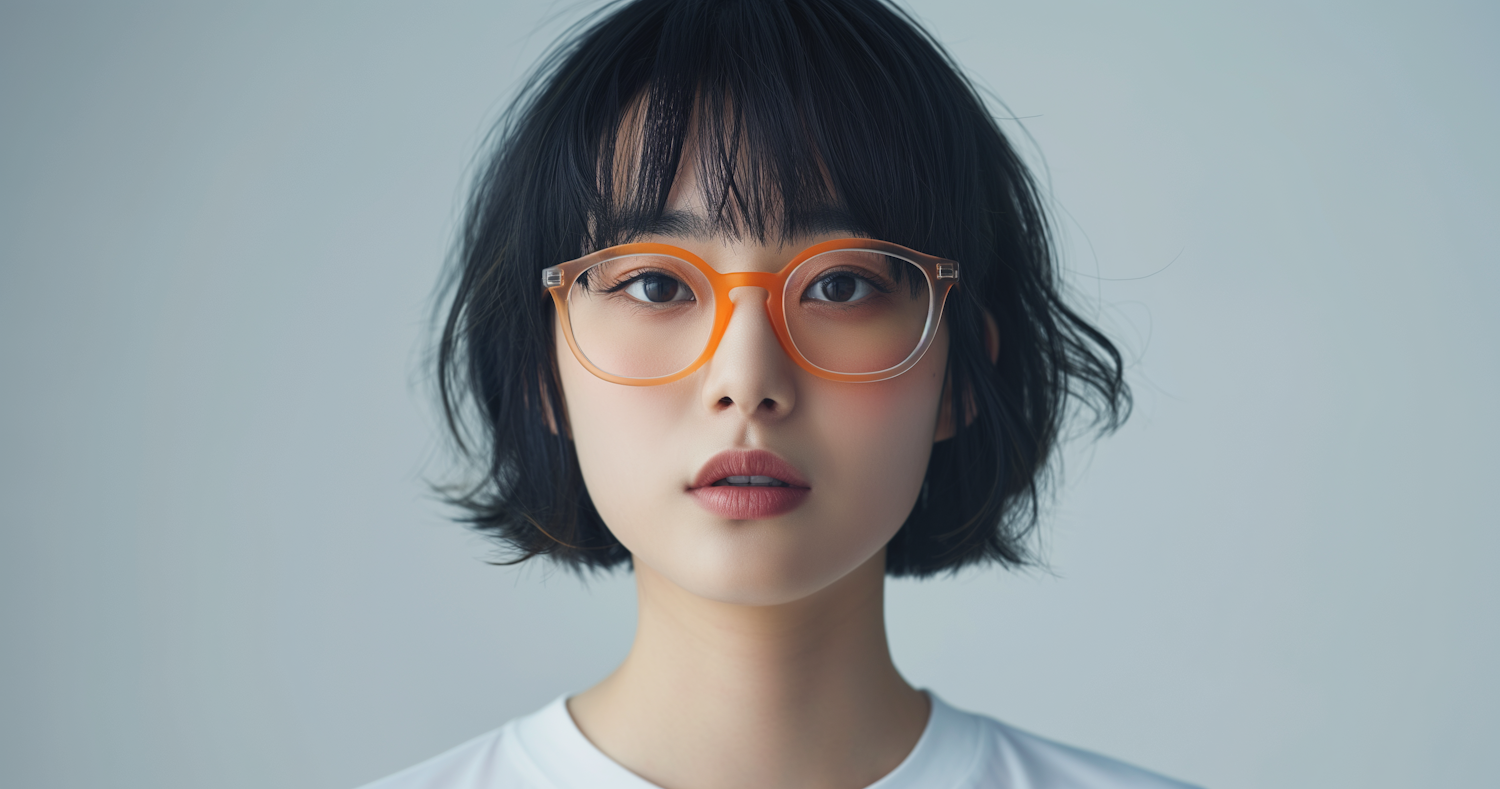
[3,1,1496,787]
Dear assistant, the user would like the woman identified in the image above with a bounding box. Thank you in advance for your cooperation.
[366,0,1197,786]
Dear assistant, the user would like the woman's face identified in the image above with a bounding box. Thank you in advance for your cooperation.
[555,173,950,606]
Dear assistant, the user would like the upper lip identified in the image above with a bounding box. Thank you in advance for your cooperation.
[690,449,810,490]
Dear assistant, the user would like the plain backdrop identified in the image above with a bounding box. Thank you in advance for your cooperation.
[2,1,1496,787]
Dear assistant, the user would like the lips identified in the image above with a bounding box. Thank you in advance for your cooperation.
[688,449,810,520]
[690,449,810,490]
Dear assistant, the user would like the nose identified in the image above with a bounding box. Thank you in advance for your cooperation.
[699,286,797,419]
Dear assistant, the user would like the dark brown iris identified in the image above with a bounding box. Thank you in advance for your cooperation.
[641,275,681,302]
[818,274,857,302]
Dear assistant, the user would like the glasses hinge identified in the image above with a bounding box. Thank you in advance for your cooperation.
[541,267,563,288]
[936,262,959,280]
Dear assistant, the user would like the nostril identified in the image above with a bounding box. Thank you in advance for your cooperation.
[760,398,777,412]
[719,396,733,407]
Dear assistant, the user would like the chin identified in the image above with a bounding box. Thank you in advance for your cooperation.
[643,524,888,607]
[673,571,845,607]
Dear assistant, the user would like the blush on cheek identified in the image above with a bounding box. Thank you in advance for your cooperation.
[798,374,941,523]
[801,338,947,536]
[805,355,945,458]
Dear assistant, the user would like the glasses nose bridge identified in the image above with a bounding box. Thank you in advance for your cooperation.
[717,269,782,322]
[711,269,791,357]
[718,269,781,291]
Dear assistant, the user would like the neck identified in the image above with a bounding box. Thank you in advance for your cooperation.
[568,550,929,789]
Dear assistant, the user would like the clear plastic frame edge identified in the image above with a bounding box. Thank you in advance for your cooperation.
[541,237,960,386]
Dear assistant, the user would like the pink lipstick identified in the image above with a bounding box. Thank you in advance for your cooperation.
[688,449,810,520]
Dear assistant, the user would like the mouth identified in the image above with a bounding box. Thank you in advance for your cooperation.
[710,475,791,488]
[689,449,810,519]
[690,448,809,490]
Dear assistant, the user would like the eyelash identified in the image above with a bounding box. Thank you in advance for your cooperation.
[603,270,695,302]
[802,268,894,301]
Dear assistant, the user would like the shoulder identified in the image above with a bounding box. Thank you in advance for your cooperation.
[352,706,554,789]
[351,695,655,789]
[931,695,1203,789]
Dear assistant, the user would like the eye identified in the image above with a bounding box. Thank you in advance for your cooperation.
[805,272,878,303]
[620,272,695,303]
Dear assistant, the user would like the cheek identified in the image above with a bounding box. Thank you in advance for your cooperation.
[555,329,697,536]
[813,348,946,459]
[795,334,948,553]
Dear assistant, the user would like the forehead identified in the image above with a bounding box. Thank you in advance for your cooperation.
[596,92,873,249]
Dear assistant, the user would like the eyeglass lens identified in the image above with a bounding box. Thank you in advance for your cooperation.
[566,249,933,380]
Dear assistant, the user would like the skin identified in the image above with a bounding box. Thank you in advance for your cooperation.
[560,165,955,789]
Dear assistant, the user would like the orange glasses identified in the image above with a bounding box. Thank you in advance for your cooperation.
[543,238,959,385]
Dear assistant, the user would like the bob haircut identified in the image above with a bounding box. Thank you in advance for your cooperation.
[437,0,1129,577]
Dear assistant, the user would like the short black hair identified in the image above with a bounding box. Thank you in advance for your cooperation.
[436,0,1129,577]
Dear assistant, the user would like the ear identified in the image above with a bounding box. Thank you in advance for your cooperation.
[934,309,999,442]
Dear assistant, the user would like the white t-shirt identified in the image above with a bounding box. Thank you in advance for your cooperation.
[358,692,1199,789]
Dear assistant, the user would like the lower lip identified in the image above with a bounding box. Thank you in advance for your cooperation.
[689,485,809,519]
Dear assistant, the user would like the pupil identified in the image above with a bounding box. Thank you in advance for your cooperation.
[820,274,856,302]
[643,276,678,302]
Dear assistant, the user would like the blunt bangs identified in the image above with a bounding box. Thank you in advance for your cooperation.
[538,0,997,253]
[437,0,1130,576]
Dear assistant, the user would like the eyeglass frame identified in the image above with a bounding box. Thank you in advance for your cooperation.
[541,237,960,386]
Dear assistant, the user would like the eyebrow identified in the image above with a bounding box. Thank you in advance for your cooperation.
[620,204,868,242]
